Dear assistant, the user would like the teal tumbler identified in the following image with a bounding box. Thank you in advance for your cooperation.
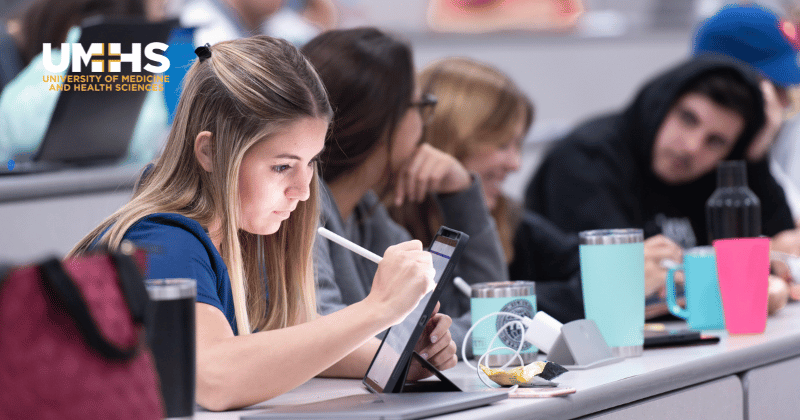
[579,229,645,357]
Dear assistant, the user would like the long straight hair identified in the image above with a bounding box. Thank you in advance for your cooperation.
[301,27,414,187]
[70,36,333,335]
[392,57,534,262]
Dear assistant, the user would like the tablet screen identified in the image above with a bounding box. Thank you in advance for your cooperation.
[365,235,459,391]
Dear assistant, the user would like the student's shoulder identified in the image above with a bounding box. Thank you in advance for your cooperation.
[125,213,224,282]
[543,116,623,176]
[357,191,412,242]
[124,213,213,256]
[550,115,620,157]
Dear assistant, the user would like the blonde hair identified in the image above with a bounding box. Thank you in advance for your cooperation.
[392,57,533,262]
[70,36,332,335]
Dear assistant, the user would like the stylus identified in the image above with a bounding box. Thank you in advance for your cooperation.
[319,227,463,294]
[318,227,383,263]
[453,277,472,297]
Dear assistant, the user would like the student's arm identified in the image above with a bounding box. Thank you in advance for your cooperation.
[435,176,508,285]
[509,210,580,282]
[745,160,800,256]
[747,161,796,236]
[317,336,380,378]
[318,302,457,380]
[528,145,634,234]
[197,299,387,410]
[530,144,681,295]
[196,241,436,411]
[393,143,472,206]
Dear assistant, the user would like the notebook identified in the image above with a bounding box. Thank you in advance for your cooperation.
[240,391,508,420]
[0,17,176,175]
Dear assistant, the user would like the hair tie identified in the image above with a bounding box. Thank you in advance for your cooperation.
[195,43,212,62]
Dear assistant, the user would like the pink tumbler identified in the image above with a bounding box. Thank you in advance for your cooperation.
[713,237,770,334]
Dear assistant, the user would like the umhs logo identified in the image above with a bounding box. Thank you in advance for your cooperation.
[42,42,169,73]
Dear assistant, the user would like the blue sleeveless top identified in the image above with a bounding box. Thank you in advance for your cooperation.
[122,213,238,334]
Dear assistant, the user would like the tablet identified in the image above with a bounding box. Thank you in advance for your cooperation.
[363,226,469,394]
[644,329,720,348]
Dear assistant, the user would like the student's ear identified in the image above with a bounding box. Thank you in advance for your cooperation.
[195,131,214,172]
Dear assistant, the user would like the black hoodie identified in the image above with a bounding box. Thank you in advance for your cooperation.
[526,57,794,247]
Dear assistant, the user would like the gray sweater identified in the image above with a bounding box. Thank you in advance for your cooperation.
[314,178,508,358]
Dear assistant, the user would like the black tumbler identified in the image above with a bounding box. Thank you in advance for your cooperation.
[145,279,196,419]
[706,160,761,242]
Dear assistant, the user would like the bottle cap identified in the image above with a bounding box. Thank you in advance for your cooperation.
[716,160,747,188]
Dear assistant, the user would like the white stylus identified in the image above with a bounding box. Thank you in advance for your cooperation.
[453,277,472,297]
[318,227,383,263]
[317,227,474,296]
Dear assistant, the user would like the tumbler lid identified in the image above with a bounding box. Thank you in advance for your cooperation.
[145,278,197,300]
[579,228,643,245]
[471,281,535,298]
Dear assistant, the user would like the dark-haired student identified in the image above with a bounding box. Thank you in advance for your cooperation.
[302,28,508,357]
[526,57,800,299]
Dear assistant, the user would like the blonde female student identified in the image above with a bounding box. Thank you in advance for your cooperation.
[69,36,456,411]
[391,57,584,323]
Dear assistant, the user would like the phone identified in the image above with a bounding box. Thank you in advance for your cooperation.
[643,329,720,349]
[362,226,469,394]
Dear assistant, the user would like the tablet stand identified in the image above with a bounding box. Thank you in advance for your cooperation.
[545,319,622,370]
[393,351,461,393]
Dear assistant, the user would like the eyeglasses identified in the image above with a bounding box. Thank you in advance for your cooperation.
[409,93,437,123]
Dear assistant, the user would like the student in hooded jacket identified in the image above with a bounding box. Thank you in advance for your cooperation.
[526,57,800,299]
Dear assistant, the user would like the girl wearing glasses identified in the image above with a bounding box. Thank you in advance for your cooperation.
[302,28,507,358]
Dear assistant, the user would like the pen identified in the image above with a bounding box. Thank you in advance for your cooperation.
[317,227,383,263]
[318,227,475,296]
[317,226,472,297]
[453,277,472,297]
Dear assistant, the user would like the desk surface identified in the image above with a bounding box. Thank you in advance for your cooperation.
[197,303,800,420]
[0,164,141,203]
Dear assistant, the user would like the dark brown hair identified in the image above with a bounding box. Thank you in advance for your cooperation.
[682,69,762,160]
[301,27,414,185]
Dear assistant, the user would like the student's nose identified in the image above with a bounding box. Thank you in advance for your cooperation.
[504,146,522,172]
[287,168,313,201]
[679,130,704,155]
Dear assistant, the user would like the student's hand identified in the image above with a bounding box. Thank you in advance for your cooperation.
[644,235,683,298]
[771,228,800,257]
[768,275,790,315]
[367,240,436,322]
[407,302,458,381]
[747,80,783,162]
[394,144,472,206]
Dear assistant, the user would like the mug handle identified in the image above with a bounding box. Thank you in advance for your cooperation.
[665,263,689,320]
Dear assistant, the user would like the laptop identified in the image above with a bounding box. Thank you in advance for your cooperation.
[243,227,508,419]
[240,392,507,420]
[0,17,176,175]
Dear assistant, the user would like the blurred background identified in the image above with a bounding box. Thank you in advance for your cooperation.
[1,0,795,260]
[3,0,793,200]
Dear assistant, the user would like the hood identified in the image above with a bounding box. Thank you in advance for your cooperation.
[621,55,766,171]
